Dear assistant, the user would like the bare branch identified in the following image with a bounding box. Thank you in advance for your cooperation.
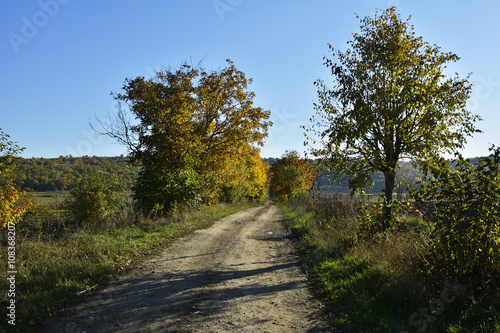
[90,103,141,155]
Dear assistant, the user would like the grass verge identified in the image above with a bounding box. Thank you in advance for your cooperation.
[279,193,500,333]
[0,202,255,332]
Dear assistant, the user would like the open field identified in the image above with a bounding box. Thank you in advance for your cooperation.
[27,192,70,203]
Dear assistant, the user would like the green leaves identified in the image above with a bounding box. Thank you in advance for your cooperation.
[410,146,500,284]
[0,128,30,227]
[0,128,24,176]
[65,172,125,228]
[304,7,481,226]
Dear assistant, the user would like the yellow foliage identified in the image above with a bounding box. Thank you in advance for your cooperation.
[108,60,271,211]
[213,145,269,203]
[235,146,269,201]
[0,128,32,227]
[269,151,316,200]
[0,176,32,227]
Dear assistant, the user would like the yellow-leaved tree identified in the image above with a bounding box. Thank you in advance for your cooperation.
[0,128,31,227]
[95,60,272,212]
[269,151,316,200]
[221,145,269,203]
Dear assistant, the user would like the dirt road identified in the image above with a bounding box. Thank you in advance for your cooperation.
[36,205,332,332]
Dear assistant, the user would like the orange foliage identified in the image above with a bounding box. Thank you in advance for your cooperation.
[269,151,316,200]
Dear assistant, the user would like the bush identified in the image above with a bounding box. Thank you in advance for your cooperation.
[17,202,67,240]
[411,146,500,286]
[284,190,499,332]
[358,199,426,240]
[65,173,125,229]
[133,164,202,215]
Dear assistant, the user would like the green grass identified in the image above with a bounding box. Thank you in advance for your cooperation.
[27,191,70,203]
[279,193,500,333]
[0,202,255,332]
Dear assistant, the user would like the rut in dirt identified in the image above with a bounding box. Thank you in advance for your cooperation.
[34,205,333,333]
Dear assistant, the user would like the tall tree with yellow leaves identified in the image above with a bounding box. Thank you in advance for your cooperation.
[96,60,271,212]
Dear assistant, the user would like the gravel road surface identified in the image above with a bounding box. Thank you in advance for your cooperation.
[35,205,333,332]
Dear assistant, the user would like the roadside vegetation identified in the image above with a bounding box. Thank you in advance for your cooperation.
[0,183,256,332]
[279,7,499,333]
[280,158,499,332]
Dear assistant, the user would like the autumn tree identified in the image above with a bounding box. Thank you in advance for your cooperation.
[269,151,316,200]
[0,128,31,227]
[95,60,271,212]
[221,145,269,203]
[304,7,481,227]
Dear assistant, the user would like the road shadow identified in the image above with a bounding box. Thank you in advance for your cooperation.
[34,258,329,332]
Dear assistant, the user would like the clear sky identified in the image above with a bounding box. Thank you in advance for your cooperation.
[1,0,499,158]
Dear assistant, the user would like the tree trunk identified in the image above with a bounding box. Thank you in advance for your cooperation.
[382,170,395,229]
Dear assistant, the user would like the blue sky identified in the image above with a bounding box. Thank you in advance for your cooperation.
[1,0,499,158]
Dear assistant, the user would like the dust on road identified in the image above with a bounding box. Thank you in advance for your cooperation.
[36,205,333,332]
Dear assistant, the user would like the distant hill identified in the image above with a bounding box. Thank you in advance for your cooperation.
[14,156,139,192]
[314,156,485,195]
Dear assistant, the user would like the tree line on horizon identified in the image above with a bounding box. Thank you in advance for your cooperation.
[12,155,139,192]
[11,154,486,196]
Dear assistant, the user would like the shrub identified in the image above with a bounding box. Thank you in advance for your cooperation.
[65,173,125,229]
[358,199,425,239]
[17,202,67,240]
[411,146,500,286]
[133,164,202,215]
[0,128,32,227]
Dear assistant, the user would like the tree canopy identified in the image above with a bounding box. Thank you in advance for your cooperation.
[96,60,271,212]
[305,7,481,225]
